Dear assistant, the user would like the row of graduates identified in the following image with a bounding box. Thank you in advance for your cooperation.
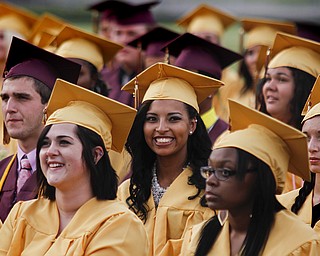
[0,33,319,256]
[0,1,320,255]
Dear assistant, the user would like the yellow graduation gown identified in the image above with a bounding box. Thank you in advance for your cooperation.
[181,210,320,255]
[0,197,149,255]
[278,189,320,234]
[118,167,214,256]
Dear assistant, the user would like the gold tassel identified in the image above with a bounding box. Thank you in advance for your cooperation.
[133,78,140,109]
[42,107,48,125]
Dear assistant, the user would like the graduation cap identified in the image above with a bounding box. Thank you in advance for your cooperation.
[241,18,296,50]
[0,2,38,38]
[215,99,310,193]
[302,75,320,117]
[268,32,320,78]
[45,79,137,152]
[88,0,159,25]
[3,36,81,90]
[128,26,179,58]
[28,13,67,46]
[54,25,123,70]
[177,4,236,37]
[162,32,242,79]
[121,62,224,111]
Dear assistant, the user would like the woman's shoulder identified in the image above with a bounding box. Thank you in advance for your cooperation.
[277,188,300,208]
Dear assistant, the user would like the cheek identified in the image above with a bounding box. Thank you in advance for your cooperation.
[39,149,48,170]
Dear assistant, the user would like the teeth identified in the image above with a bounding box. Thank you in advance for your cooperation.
[49,163,64,168]
[156,138,172,143]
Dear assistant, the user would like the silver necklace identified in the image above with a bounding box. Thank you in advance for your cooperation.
[151,164,167,207]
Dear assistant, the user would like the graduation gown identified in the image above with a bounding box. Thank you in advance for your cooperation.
[0,155,38,222]
[181,210,320,255]
[118,167,214,256]
[100,64,134,107]
[278,189,320,234]
[0,197,149,255]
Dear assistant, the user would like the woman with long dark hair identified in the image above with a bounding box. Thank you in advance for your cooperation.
[278,75,320,233]
[0,79,148,255]
[118,63,223,256]
[258,32,320,192]
[181,100,320,255]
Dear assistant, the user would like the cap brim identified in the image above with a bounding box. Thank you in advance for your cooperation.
[302,75,320,115]
[3,37,81,85]
[229,99,310,181]
[47,79,137,152]
[121,62,224,105]
[54,25,123,64]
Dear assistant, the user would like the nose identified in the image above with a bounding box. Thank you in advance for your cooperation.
[45,142,59,157]
[155,119,169,133]
[206,172,219,186]
[264,77,277,91]
[4,98,17,113]
[308,137,320,153]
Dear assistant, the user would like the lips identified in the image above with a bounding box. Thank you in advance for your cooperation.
[47,161,64,168]
[309,157,320,165]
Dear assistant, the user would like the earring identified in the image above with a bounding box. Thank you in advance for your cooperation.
[189,131,193,135]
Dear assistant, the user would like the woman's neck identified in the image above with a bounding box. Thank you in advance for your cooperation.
[155,154,188,188]
[55,187,94,235]
[313,173,320,205]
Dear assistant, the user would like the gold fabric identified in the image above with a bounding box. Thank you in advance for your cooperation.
[302,75,320,116]
[181,210,320,255]
[0,198,149,255]
[118,167,214,256]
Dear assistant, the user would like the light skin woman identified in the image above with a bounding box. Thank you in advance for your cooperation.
[0,80,147,255]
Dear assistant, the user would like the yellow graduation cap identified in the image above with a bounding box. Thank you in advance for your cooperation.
[302,75,320,119]
[268,32,320,78]
[121,62,224,112]
[0,3,38,38]
[214,100,310,193]
[28,13,66,46]
[176,4,236,37]
[45,79,137,153]
[54,25,123,70]
[241,18,296,50]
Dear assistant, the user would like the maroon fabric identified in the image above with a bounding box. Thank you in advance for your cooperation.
[101,64,134,107]
[5,59,58,90]
[0,155,38,222]
[208,118,229,145]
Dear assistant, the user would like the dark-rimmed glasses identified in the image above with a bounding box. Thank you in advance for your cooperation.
[200,166,237,181]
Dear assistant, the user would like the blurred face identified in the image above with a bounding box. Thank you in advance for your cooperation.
[302,115,320,174]
[109,23,148,71]
[77,63,95,90]
[192,32,220,44]
[98,19,113,39]
[262,67,295,124]
[39,123,90,191]
[205,148,256,213]
[1,77,45,143]
[0,30,7,61]
[244,45,261,79]
[143,100,196,159]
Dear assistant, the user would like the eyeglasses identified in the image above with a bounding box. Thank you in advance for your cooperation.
[200,166,237,181]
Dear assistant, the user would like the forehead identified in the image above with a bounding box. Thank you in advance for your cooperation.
[46,123,78,137]
[209,147,238,164]
[2,76,36,93]
[148,99,188,113]
[302,115,320,132]
[266,67,292,76]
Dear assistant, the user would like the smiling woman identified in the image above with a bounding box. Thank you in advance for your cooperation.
[0,79,149,255]
[118,62,223,256]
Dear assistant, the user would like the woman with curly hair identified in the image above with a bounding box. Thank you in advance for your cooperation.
[181,100,320,256]
[118,63,223,256]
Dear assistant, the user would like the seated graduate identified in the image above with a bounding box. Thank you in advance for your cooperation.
[0,79,149,255]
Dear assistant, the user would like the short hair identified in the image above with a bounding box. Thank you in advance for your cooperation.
[37,124,118,200]
[5,75,52,104]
